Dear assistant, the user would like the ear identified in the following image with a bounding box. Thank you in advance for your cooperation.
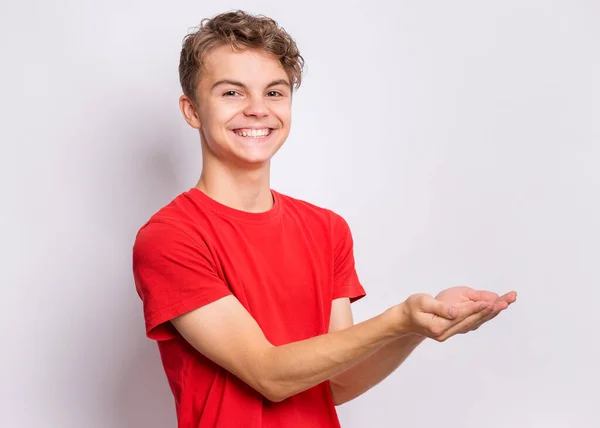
[179,94,202,129]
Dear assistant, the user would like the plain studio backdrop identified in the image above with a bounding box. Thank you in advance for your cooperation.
[1,0,598,427]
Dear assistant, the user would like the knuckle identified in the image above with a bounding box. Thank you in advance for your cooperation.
[416,293,431,305]
[429,324,444,337]
[406,295,419,309]
[414,294,426,306]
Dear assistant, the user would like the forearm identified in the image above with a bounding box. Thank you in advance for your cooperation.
[259,311,398,402]
[329,333,425,405]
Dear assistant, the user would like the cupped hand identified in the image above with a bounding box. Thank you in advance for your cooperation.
[393,287,517,342]
[395,293,493,342]
[435,286,517,333]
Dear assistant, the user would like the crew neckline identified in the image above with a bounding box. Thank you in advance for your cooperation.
[187,187,282,225]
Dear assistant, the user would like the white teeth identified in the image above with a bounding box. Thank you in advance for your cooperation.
[234,128,271,138]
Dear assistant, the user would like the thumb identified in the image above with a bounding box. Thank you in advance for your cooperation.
[453,300,492,321]
[422,297,456,320]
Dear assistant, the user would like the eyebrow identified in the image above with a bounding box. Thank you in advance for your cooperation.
[211,79,291,90]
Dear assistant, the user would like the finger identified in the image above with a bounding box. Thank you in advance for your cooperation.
[431,301,491,338]
[492,300,509,311]
[420,296,456,320]
[490,292,516,311]
[446,310,491,338]
[486,298,513,321]
[452,301,492,321]
[438,304,494,340]
[458,293,516,335]
[462,301,509,333]
[472,311,500,330]
[497,291,517,304]
[467,289,499,302]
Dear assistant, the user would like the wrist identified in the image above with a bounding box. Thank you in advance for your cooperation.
[404,333,427,344]
[383,303,414,337]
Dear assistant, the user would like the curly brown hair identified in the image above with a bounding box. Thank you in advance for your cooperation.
[179,10,305,102]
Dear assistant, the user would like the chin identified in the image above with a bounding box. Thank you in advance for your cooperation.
[228,131,286,165]
[234,150,279,168]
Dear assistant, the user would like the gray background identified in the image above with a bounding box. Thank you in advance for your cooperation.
[1,0,598,427]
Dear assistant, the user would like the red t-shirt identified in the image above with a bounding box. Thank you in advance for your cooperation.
[132,188,366,427]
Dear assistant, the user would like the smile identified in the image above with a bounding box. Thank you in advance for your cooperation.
[232,128,273,138]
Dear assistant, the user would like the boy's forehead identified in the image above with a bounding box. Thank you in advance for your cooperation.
[202,45,289,85]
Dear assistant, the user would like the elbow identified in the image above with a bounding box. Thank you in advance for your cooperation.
[329,380,351,406]
[332,394,345,406]
[265,391,288,403]
[259,379,350,405]
[333,395,351,406]
[253,348,294,403]
[257,380,290,403]
[254,371,296,403]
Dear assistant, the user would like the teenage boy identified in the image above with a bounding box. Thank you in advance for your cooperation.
[132,10,517,428]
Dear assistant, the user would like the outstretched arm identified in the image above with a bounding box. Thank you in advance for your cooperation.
[171,292,491,403]
[328,288,517,405]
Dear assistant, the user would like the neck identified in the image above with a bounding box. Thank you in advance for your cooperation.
[196,158,274,213]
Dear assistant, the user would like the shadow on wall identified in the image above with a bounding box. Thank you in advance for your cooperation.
[97,108,197,427]
[110,145,183,427]
[113,339,177,428]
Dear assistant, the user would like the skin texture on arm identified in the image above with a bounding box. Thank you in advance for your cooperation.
[170,292,492,402]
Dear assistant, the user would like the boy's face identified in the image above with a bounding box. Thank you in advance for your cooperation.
[180,44,292,168]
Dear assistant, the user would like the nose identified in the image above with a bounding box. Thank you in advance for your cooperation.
[243,95,269,118]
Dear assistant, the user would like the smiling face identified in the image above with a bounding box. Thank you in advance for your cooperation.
[180,44,293,169]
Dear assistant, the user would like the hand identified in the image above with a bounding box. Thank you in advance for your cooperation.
[392,293,495,342]
[435,286,517,334]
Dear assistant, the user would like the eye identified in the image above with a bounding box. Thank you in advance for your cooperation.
[267,91,283,97]
[223,90,240,97]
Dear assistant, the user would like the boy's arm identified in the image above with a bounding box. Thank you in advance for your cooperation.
[327,288,517,405]
[171,293,491,402]
[327,298,425,405]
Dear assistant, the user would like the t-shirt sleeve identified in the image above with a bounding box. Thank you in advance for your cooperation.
[331,213,366,303]
[132,221,232,341]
